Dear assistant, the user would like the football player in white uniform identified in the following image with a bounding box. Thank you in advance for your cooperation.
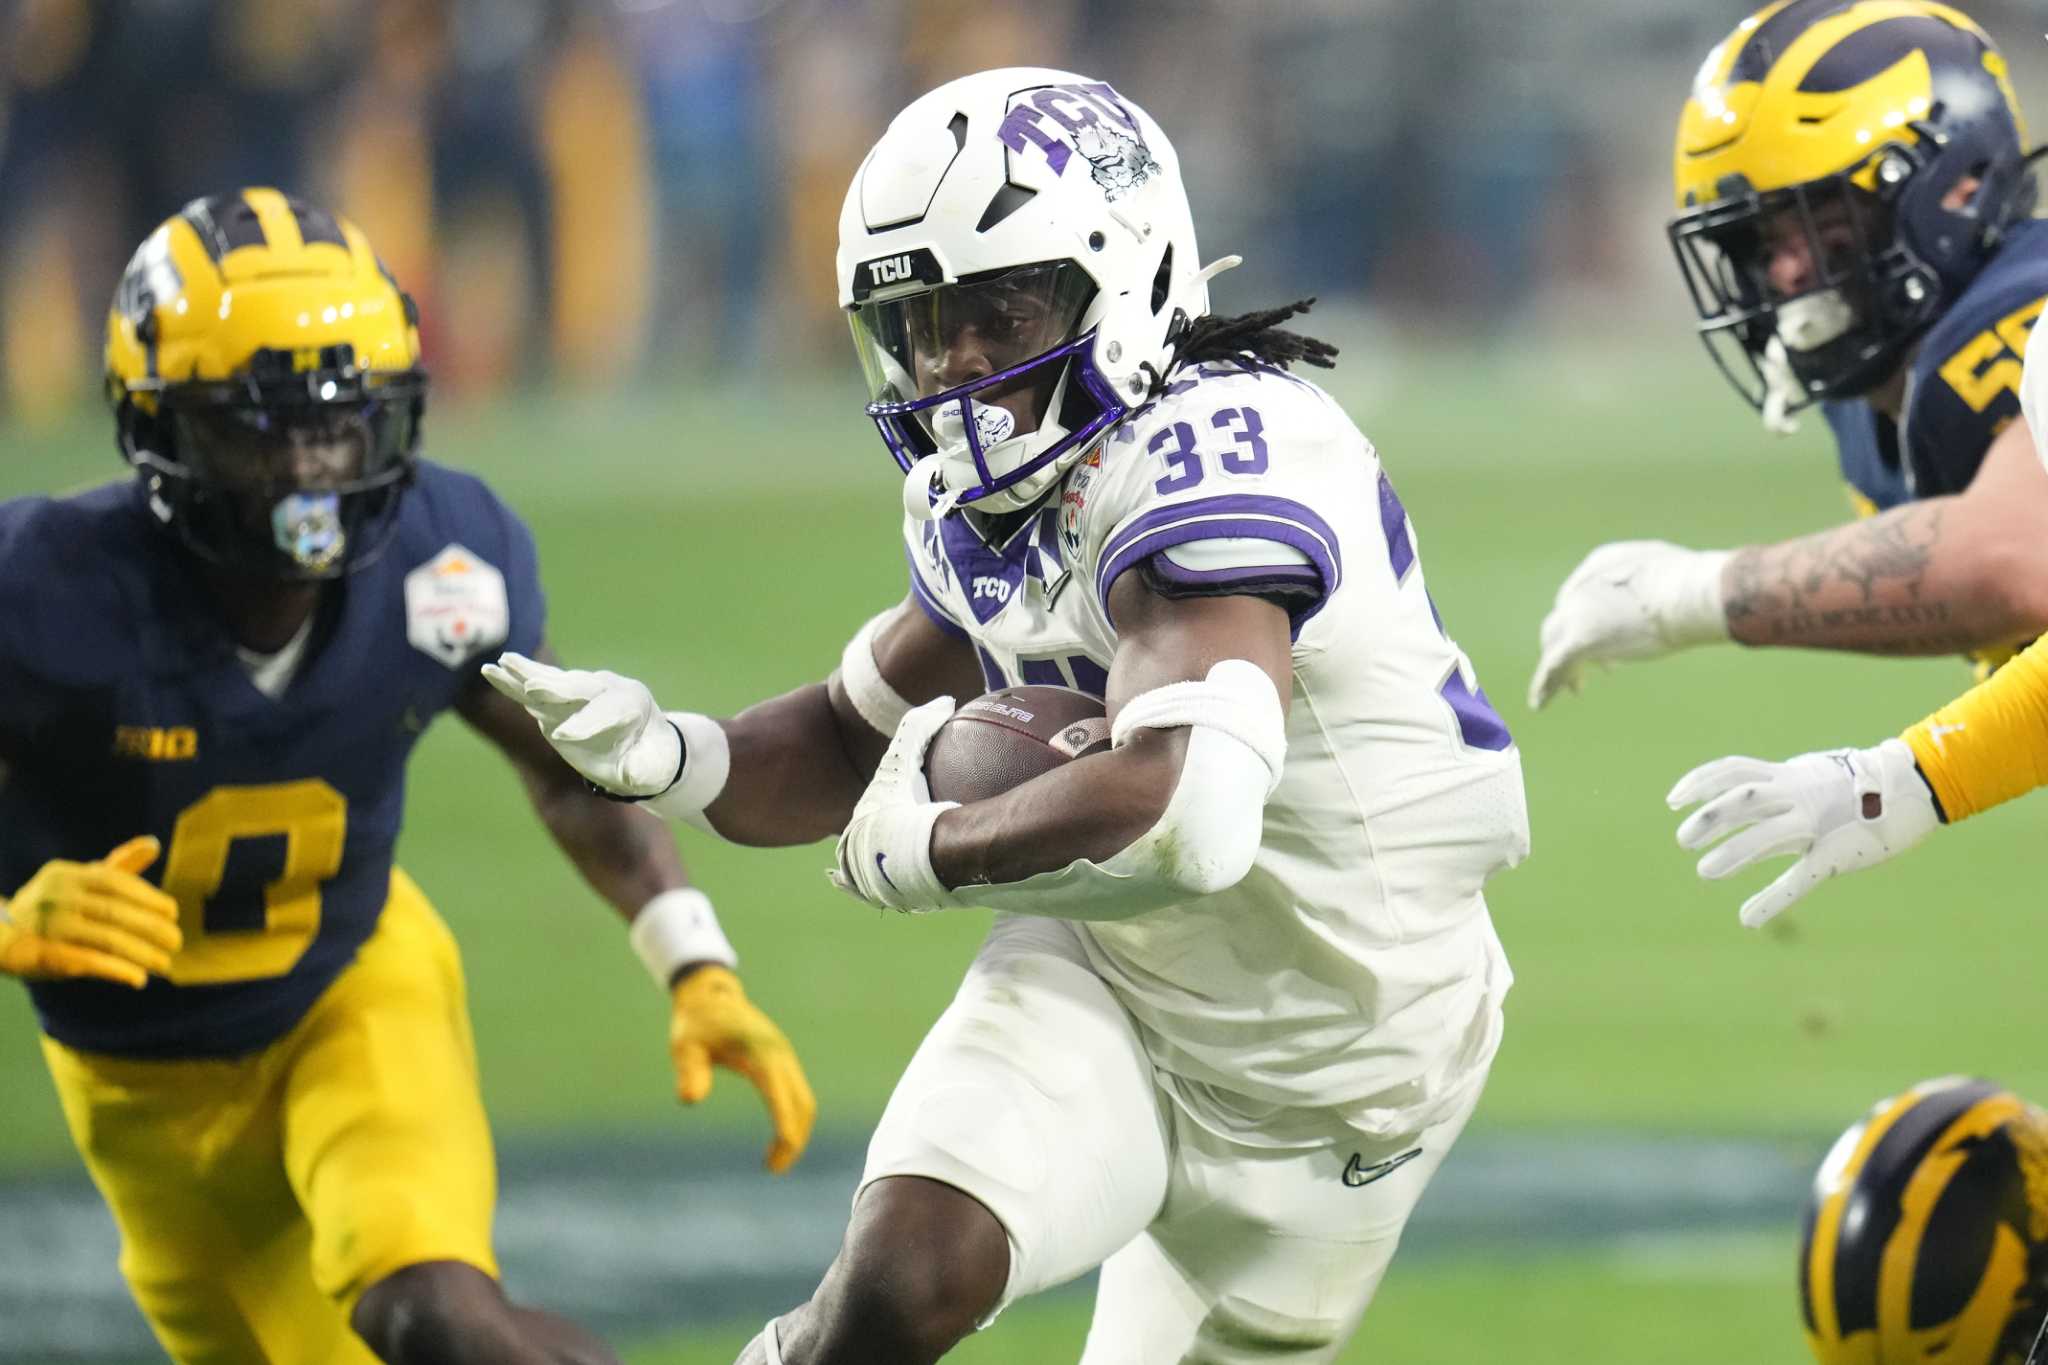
[486,69,1529,1364]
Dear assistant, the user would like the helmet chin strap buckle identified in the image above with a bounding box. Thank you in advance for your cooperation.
[903,453,967,522]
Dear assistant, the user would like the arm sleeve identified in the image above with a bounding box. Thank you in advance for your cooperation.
[495,502,546,663]
[0,501,55,760]
[1901,635,2048,822]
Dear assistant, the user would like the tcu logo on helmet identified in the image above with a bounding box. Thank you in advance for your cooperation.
[868,255,916,285]
[998,82,1160,201]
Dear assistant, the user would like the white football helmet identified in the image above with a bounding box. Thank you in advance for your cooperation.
[837,69,1224,519]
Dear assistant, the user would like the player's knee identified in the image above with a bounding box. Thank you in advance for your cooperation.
[811,1177,1010,1358]
[350,1260,503,1364]
[1190,1295,1345,1361]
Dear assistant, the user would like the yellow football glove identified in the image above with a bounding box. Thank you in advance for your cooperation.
[670,965,817,1174]
[0,837,182,989]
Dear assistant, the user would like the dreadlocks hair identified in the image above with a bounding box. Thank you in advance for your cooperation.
[1164,297,1339,383]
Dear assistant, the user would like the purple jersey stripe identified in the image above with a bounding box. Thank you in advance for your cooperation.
[1019,657,1067,686]
[1144,556,1324,593]
[904,548,968,640]
[1378,470,1414,582]
[976,646,1008,691]
[1099,494,1342,585]
[1441,668,1513,752]
[1096,495,1342,635]
[1068,654,1109,697]
[1036,504,1065,571]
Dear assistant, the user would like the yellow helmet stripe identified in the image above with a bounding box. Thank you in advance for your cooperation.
[1805,1087,1936,1346]
[1810,1080,1998,1350]
[1875,1093,2026,1356]
[240,187,305,256]
[1698,0,1802,92]
[1674,0,2020,205]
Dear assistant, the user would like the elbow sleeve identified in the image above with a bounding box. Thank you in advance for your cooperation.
[962,659,1287,921]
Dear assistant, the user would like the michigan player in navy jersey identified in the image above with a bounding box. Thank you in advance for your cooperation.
[1530,1,2048,705]
[1665,305,2048,935]
[0,189,815,1365]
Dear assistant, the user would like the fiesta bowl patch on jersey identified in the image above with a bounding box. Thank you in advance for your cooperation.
[405,544,510,668]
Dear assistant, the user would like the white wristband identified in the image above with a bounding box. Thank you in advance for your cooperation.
[629,888,737,988]
[835,611,913,738]
[1666,549,1734,647]
[641,711,730,833]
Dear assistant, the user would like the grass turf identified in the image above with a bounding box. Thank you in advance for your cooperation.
[622,1237,1803,1364]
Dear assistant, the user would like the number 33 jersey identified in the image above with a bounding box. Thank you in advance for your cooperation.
[0,463,545,1059]
[903,360,1532,1145]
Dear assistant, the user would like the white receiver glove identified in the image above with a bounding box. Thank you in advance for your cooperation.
[1528,541,1733,710]
[1666,737,1941,928]
[482,653,683,797]
[830,696,960,914]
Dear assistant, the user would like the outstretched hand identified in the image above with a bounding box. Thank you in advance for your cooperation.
[669,965,817,1174]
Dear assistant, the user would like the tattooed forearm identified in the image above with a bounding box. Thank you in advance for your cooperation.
[1721,500,2022,654]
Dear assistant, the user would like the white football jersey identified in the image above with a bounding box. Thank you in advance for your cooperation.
[2024,303,2048,475]
[903,360,1530,1145]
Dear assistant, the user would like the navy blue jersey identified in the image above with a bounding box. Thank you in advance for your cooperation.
[0,462,544,1058]
[1823,218,2048,510]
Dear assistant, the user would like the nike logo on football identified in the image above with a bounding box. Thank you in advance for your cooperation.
[1342,1148,1421,1188]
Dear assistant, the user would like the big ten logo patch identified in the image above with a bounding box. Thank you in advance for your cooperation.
[113,726,198,761]
[997,83,1160,201]
[405,544,510,669]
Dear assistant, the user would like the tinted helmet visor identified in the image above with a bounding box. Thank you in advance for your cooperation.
[146,353,425,579]
[851,261,1097,469]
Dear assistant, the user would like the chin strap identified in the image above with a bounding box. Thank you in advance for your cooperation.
[1759,335,1804,437]
[902,453,966,522]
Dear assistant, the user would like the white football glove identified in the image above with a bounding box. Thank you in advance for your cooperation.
[1528,541,1733,710]
[482,652,682,797]
[1666,738,1941,928]
[830,696,960,914]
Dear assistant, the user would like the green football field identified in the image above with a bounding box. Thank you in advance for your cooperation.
[2,339,2041,1363]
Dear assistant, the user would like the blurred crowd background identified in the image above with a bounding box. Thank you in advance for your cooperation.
[4,0,2048,426]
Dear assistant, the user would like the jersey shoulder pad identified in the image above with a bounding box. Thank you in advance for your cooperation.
[0,483,149,675]
[1082,363,1359,632]
[1904,222,2048,495]
[399,461,535,560]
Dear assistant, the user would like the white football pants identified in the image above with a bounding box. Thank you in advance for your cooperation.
[859,913,1486,1363]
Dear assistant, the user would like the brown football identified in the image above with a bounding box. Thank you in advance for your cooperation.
[924,685,1111,804]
